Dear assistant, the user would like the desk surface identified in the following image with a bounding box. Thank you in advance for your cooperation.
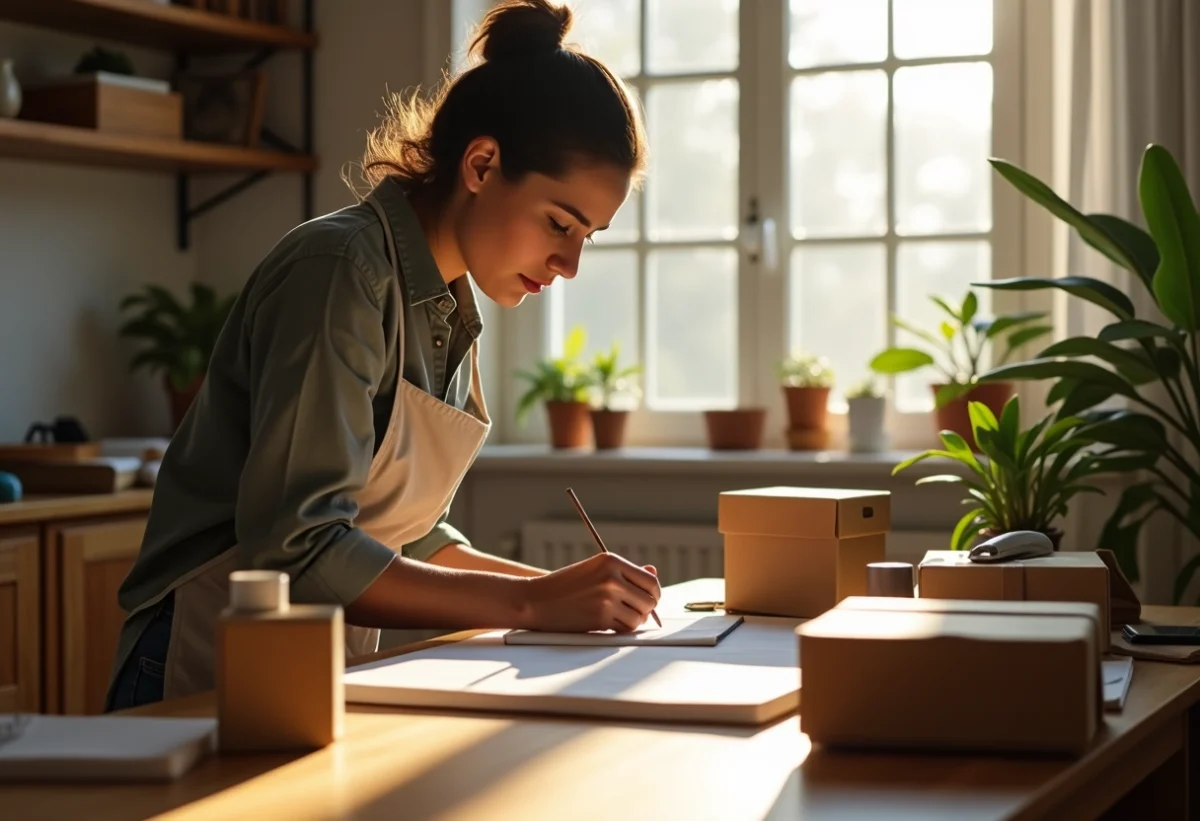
[6,580,1200,821]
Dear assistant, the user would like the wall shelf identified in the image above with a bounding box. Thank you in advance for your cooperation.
[0,118,316,174]
[0,0,317,53]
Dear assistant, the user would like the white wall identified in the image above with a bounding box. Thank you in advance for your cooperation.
[0,24,191,441]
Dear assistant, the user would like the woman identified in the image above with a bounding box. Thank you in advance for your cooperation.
[106,0,660,712]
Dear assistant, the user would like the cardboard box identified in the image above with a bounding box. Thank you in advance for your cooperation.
[20,73,182,140]
[918,550,1110,649]
[718,487,890,618]
[797,596,1102,755]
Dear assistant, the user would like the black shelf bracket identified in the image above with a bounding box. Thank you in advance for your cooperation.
[174,0,315,251]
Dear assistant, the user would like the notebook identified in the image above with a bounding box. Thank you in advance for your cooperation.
[504,614,743,646]
[0,715,217,782]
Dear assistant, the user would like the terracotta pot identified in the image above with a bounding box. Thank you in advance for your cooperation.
[979,527,1064,552]
[932,381,1015,449]
[704,409,765,450]
[786,427,830,451]
[783,386,831,431]
[545,401,591,449]
[166,374,204,431]
[590,409,629,450]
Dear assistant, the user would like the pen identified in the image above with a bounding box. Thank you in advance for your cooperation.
[566,487,663,628]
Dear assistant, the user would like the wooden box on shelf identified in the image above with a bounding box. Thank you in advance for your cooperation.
[19,72,182,141]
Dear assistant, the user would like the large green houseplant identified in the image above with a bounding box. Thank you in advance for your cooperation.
[119,282,237,430]
[975,143,1200,600]
[515,325,595,449]
[893,395,1150,551]
[869,290,1051,446]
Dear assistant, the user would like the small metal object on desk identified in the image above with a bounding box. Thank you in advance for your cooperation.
[866,561,915,597]
[684,601,725,612]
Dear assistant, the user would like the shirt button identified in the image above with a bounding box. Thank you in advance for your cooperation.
[435,338,443,348]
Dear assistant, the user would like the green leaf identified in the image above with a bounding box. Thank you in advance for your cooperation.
[980,311,1046,339]
[1057,381,1116,417]
[1003,325,1053,361]
[961,291,979,325]
[950,508,987,551]
[967,400,1000,435]
[1098,482,1159,583]
[974,276,1135,321]
[979,359,1138,399]
[1046,377,1079,406]
[870,348,935,374]
[893,316,943,348]
[931,295,960,321]
[940,320,956,341]
[1097,319,1186,346]
[933,382,973,408]
[1077,410,1168,455]
[1037,336,1160,384]
[996,395,1021,458]
[1139,144,1200,330]
[1083,213,1160,289]
[562,325,587,360]
[989,158,1142,274]
[892,449,959,475]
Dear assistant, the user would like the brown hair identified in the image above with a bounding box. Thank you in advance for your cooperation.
[349,0,648,204]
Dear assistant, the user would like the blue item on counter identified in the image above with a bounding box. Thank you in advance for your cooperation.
[0,471,22,503]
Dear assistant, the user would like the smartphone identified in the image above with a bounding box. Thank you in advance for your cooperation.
[1122,624,1200,645]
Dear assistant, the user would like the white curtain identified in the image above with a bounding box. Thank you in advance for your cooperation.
[1058,0,1200,603]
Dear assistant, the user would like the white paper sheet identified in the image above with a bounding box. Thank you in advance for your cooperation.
[504,615,744,647]
[1103,656,1134,711]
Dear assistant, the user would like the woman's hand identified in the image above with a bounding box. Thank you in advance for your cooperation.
[523,553,661,632]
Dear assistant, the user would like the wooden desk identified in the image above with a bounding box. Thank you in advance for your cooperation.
[5,580,1200,820]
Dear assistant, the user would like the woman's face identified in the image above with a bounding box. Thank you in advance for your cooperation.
[454,139,632,308]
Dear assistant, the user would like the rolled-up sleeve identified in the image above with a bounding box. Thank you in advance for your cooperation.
[402,510,471,562]
[236,253,398,606]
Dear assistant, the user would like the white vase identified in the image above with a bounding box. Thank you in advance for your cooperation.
[0,59,21,119]
[847,395,889,453]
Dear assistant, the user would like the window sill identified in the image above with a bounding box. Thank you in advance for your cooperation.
[473,444,969,477]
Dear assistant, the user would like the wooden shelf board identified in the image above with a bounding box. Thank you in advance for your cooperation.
[0,0,317,53]
[0,118,317,174]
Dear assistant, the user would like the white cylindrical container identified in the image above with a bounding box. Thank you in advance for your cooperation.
[847,395,888,453]
[228,570,289,613]
[0,59,22,119]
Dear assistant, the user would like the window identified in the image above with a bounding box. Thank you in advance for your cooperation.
[460,0,1021,447]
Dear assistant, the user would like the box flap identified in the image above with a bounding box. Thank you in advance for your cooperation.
[836,595,1102,629]
[718,486,890,538]
[797,607,1095,645]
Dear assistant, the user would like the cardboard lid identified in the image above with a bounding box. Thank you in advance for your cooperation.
[797,604,1096,645]
[918,550,1107,571]
[835,595,1102,624]
[718,486,890,538]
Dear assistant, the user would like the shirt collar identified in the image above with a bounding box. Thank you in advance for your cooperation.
[370,177,483,339]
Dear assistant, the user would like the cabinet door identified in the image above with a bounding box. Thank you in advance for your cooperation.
[45,516,145,714]
[0,528,40,712]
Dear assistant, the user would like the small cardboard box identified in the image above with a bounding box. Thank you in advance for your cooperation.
[718,487,890,618]
[20,72,182,140]
[918,550,1111,649]
[797,596,1102,755]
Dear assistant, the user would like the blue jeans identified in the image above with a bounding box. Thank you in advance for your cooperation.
[105,591,174,712]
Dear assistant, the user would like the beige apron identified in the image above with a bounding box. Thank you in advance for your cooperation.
[160,194,491,700]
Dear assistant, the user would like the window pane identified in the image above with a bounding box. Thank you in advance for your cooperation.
[789,0,887,69]
[552,249,639,368]
[894,0,993,59]
[790,71,887,238]
[789,244,887,409]
[648,248,737,406]
[647,0,738,74]
[563,0,641,77]
[894,240,991,412]
[595,191,640,244]
[647,80,739,241]
[894,62,992,236]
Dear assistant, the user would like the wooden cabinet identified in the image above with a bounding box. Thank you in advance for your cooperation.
[43,515,146,715]
[0,528,40,712]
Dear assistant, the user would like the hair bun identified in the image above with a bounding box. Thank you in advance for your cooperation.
[471,0,573,63]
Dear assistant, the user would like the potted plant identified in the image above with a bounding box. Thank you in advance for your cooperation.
[515,325,594,449]
[893,395,1150,551]
[778,351,835,450]
[118,282,237,430]
[845,377,888,453]
[588,341,641,450]
[703,407,767,450]
[975,143,1200,597]
[869,289,1051,448]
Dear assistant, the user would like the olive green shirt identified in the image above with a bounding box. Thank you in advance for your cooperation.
[115,178,483,649]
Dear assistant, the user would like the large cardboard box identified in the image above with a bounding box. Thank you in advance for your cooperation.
[918,550,1111,649]
[718,487,890,618]
[797,596,1102,755]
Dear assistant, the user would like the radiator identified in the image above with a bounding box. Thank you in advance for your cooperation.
[519,520,725,587]
[518,520,949,586]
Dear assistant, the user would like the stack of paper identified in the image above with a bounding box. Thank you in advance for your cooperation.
[0,715,216,782]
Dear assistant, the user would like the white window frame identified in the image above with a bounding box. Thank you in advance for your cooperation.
[440,0,1045,449]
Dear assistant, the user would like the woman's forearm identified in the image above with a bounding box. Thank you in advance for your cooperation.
[426,543,549,577]
[344,556,534,630]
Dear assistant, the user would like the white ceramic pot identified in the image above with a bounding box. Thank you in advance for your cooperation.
[0,59,21,119]
[847,395,888,453]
